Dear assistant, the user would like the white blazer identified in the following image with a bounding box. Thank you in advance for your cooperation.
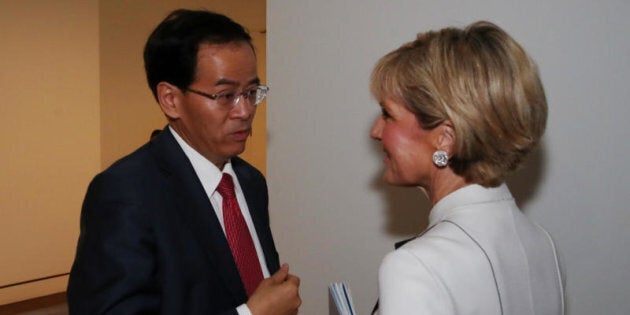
[378,184,564,314]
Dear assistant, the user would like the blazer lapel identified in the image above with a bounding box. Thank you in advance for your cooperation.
[151,128,247,301]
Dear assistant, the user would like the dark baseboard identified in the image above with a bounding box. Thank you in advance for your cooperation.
[0,292,66,315]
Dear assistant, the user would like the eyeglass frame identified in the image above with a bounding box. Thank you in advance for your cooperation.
[184,85,269,107]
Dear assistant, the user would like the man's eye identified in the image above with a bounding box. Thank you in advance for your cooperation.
[244,89,257,98]
[219,92,236,100]
[237,88,257,100]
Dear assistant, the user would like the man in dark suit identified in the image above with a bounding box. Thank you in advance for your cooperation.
[67,9,301,315]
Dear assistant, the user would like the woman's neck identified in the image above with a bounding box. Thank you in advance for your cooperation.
[424,169,469,205]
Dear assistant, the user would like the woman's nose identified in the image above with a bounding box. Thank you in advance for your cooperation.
[370,117,383,140]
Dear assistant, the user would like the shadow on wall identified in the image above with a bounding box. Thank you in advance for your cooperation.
[370,140,548,237]
[507,142,547,211]
[377,181,431,236]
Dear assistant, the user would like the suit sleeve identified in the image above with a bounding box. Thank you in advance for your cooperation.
[67,172,160,314]
[378,249,454,315]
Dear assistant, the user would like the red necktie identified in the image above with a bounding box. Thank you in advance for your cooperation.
[216,173,264,297]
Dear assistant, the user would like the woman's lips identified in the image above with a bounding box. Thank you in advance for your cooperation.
[382,150,390,163]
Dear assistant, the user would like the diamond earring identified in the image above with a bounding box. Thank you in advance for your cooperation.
[432,150,449,168]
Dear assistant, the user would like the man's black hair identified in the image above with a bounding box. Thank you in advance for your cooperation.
[144,9,253,100]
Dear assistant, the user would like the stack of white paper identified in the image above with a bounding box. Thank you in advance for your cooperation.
[328,282,355,315]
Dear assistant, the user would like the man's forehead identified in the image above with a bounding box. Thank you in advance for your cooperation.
[197,40,255,54]
[193,42,258,86]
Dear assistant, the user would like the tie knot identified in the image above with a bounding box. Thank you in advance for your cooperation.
[217,173,236,199]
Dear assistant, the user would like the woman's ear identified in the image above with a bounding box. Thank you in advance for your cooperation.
[157,82,181,119]
[435,120,456,155]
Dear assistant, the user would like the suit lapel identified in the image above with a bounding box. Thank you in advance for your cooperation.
[151,128,247,301]
[232,158,280,274]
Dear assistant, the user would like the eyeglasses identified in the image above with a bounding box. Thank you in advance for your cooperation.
[185,85,269,107]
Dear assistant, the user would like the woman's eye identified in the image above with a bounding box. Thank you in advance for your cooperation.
[381,108,392,119]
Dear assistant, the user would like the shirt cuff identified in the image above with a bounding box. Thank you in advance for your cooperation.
[236,303,252,315]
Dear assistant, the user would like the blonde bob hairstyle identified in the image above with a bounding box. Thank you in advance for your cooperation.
[370,21,547,187]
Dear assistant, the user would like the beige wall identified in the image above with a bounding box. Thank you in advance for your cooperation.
[1,0,266,304]
[0,0,100,304]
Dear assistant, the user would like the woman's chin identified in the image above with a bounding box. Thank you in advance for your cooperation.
[382,173,407,186]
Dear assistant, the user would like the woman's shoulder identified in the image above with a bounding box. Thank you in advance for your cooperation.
[382,222,496,281]
[379,223,501,314]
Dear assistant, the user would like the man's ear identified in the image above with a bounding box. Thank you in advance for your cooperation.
[157,82,182,119]
[435,120,456,155]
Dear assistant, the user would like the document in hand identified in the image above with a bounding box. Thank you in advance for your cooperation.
[328,282,356,315]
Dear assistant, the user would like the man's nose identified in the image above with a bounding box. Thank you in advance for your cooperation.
[230,96,255,119]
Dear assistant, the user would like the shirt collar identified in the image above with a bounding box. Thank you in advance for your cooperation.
[428,183,513,227]
[168,126,235,193]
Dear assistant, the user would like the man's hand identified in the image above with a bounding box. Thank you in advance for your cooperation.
[247,263,301,315]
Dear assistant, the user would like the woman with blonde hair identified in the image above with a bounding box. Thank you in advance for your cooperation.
[370,21,564,314]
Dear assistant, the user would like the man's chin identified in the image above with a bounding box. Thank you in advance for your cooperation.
[228,145,247,157]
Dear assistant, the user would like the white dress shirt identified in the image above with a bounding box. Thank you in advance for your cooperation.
[378,183,564,314]
[170,127,269,315]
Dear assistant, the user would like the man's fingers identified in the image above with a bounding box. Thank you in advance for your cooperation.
[270,263,290,283]
[286,274,300,286]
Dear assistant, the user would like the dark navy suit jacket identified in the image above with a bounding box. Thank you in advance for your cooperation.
[67,128,280,315]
